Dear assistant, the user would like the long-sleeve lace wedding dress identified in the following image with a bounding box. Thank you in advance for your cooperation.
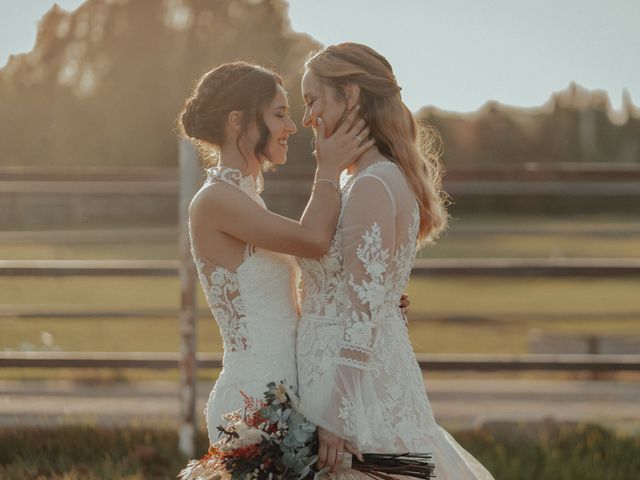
[296,160,494,479]
[190,166,300,444]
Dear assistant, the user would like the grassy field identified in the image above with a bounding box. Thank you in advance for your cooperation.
[2,233,639,259]
[2,276,639,352]
[1,275,639,382]
[1,422,639,479]
[1,217,640,260]
[2,216,639,381]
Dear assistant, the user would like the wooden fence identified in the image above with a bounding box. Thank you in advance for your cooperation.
[2,258,640,278]
[3,160,640,454]
[3,163,640,197]
[2,351,639,373]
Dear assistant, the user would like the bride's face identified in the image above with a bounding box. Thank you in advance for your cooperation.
[242,85,297,165]
[301,70,348,137]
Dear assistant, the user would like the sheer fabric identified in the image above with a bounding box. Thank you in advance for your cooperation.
[297,161,494,479]
[190,166,300,444]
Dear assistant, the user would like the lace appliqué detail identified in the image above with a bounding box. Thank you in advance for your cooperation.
[206,165,263,195]
[387,206,420,298]
[194,256,249,352]
[343,222,390,358]
[338,397,357,437]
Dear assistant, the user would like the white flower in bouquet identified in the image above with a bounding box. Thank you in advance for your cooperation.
[274,383,288,404]
[220,421,268,452]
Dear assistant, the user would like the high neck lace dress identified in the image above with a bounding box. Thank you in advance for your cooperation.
[296,160,494,479]
[189,166,300,444]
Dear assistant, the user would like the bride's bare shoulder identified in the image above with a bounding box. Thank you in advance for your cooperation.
[189,181,244,221]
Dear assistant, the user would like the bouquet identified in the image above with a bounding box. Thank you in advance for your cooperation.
[179,382,434,480]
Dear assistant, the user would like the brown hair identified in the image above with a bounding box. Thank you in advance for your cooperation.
[179,62,283,167]
[305,43,448,244]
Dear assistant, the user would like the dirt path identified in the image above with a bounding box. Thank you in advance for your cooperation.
[1,378,638,432]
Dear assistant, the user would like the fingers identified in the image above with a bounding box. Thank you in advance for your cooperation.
[326,444,337,473]
[345,441,364,463]
[355,137,376,157]
[317,433,345,473]
[317,440,328,470]
[354,125,370,145]
[351,118,367,140]
[399,293,410,309]
[315,116,326,140]
[336,105,361,135]
[329,440,345,473]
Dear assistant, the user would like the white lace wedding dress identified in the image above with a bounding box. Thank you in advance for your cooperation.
[190,166,300,444]
[296,160,494,479]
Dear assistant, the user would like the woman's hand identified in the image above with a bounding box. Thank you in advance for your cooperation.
[400,292,410,325]
[316,427,363,473]
[314,106,375,179]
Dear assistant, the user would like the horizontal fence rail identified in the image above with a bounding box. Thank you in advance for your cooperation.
[3,163,640,182]
[4,224,640,244]
[0,260,179,276]
[0,166,179,182]
[3,164,640,197]
[2,351,639,372]
[412,258,640,277]
[3,258,640,277]
[4,180,640,197]
[2,307,639,322]
[0,228,178,244]
[0,180,179,195]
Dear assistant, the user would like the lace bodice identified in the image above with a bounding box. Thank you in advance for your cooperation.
[189,166,299,358]
[190,165,301,443]
[297,160,419,350]
[297,160,427,449]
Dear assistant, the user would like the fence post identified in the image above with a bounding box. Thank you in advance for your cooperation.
[178,139,201,457]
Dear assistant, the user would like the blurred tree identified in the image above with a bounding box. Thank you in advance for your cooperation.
[417,82,640,166]
[0,0,319,167]
[0,1,638,168]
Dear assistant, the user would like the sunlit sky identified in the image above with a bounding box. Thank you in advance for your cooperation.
[1,0,639,112]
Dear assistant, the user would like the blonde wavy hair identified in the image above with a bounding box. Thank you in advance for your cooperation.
[305,42,448,245]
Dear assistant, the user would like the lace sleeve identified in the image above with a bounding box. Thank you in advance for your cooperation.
[339,175,396,369]
[304,174,397,450]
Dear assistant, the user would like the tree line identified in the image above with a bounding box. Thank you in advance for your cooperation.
[1,0,638,169]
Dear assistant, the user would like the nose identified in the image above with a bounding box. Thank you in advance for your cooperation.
[287,116,297,134]
[302,109,313,128]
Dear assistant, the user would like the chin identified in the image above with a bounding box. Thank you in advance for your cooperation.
[266,148,287,166]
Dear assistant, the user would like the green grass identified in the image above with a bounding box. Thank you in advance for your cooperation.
[1,217,640,261]
[1,276,638,381]
[2,277,638,357]
[2,276,639,315]
[0,316,222,353]
[2,217,639,382]
[0,277,180,309]
[4,233,639,260]
[1,423,638,479]
[422,233,640,258]
[0,242,177,260]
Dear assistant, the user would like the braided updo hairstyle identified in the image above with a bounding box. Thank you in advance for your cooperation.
[179,62,283,167]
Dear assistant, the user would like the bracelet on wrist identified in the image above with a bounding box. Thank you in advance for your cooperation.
[313,178,340,196]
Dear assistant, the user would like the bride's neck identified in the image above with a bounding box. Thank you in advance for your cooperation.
[218,143,261,180]
[346,146,386,175]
